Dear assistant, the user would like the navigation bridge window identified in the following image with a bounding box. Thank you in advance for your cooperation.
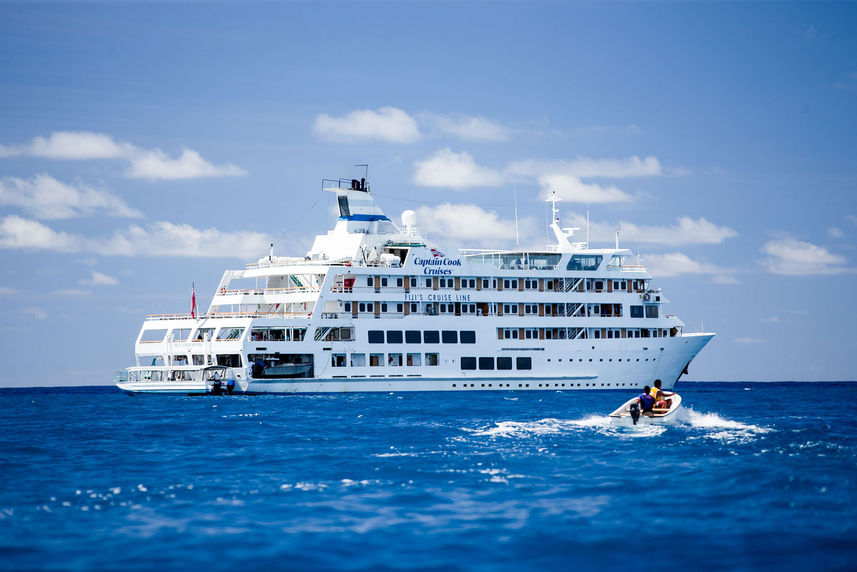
[216,327,245,341]
[566,255,603,271]
[140,329,167,343]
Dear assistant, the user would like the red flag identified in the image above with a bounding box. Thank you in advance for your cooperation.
[191,283,197,318]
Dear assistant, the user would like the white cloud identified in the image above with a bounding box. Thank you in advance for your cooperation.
[415,203,510,242]
[760,238,851,275]
[413,148,504,189]
[564,213,737,245]
[538,174,632,203]
[507,155,663,204]
[508,155,662,180]
[414,203,534,247]
[828,227,844,238]
[22,306,47,320]
[760,316,781,323]
[643,252,736,280]
[312,107,420,144]
[845,215,857,226]
[126,148,245,180]
[734,337,766,344]
[28,131,129,159]
[0,215,272,259]
[0,131,246,181]
[0,173,142,219]
[0,286,17,295]
[0,215,80,251]
[81,271,118,286]
[424,114,511,141]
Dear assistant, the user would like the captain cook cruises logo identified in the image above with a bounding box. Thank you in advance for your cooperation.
[430,248,445,258]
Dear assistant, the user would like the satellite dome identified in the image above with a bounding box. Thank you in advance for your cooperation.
[401,209,417,227]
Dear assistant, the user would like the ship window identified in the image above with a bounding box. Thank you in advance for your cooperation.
[193,327,214,341]
[381,303,388,312]
[595,281,604,291]
[405,330,421,343]
[410,278,417,287]
[359,303,366,312]
[350,353,366,367]
[461,357,477,370]
[396,303,403,312]
[367,277,373,287]
[216,327,245,341]
[478,357,494,370]
[424,330,440,343]
[566,254,603,271]
[511,280,518,288]
[381,278,388,287]
[425,278,431,287]
[497,357,512,370]
[646,306,659,318]
[344,302,351,312]
[192,355,205,365]
[172,328,191,341]
[369,354,383,367]
[331,354,347,367]
[483,279,490,289]
[140,329,167,343]
[368,330,384,344]
[216,354,242,367]
[460,331,476,344]
[425,353,439,366]
[386,330,403,344]
[442,331,457,344]
[388,353,402,366]
[631,305,644,318]
[172,355,188,365]
[503,329,511,339]
[397,278,402,287]
[406,353,421,366]
[516,357,532,370]
[503,279,510,289]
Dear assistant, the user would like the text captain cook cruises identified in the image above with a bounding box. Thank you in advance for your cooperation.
[116,176,714,395]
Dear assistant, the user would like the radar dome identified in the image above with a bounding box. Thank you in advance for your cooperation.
[401,209,417,227]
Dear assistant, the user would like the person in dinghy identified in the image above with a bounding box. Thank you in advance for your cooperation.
[634,385,657,419]
[650,379,675,410]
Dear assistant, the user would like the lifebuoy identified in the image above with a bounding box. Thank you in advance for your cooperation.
[643,293,651,302]
[220,287,226,294]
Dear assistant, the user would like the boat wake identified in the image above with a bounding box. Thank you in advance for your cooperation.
[463,408,773,443]
[464,415,667,439]
[676,408,773,444]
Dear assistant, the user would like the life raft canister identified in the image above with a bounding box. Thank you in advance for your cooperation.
[643,293,651,302]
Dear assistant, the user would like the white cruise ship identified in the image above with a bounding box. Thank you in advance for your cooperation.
[115,177,714,395]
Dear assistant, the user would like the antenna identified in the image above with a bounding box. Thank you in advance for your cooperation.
[355,163,369,180]
[586,204,590,248]
[615,227,620,250]
[514,185,520,248]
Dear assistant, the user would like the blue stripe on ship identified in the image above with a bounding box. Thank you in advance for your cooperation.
[340,215,390,221]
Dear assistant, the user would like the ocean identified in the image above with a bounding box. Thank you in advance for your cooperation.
[1,382,855,571]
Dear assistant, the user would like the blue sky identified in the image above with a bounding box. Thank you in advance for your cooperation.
[1,2,855,386]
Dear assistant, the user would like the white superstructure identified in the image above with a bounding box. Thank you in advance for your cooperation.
[116,177,714,394]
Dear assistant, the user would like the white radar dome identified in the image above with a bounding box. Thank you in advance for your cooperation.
[401,209,417,227]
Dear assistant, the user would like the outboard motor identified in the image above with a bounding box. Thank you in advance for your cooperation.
[629,402,640,425]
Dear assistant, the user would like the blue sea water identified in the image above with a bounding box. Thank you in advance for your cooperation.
[1,382,856,571]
